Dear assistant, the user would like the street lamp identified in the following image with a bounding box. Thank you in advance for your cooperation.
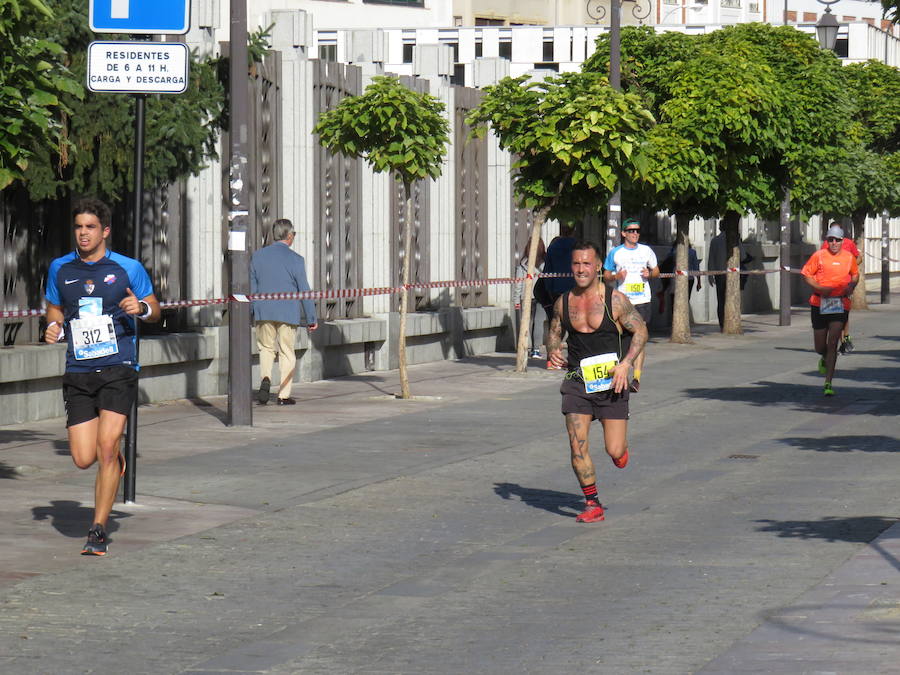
[586,0,651,251]
[815,0,841,51]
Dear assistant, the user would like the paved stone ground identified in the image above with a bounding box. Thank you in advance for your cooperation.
[0,303,897,674]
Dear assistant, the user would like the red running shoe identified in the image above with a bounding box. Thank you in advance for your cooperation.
[575,500,605,523]
[612,448,629,469]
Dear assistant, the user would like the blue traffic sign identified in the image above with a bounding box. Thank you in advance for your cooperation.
[90,0,191,35]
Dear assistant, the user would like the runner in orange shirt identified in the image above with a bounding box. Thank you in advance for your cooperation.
[801,225,859,396]
[818,222,862,354]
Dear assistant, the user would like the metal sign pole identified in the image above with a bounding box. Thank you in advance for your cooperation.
[124,92,146,504]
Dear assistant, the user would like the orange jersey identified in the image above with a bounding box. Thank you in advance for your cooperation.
[801,248,858,310]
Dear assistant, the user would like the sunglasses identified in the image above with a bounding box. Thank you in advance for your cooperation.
[623,229,640,233]
[826,237,843,242]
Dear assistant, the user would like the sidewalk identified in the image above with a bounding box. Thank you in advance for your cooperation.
[0,304,897,673]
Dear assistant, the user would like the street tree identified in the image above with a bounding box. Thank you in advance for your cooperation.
[467,71,654,368]
[314,75,449,399]
[586,24,858,339]
[837,60,900,310]
[0,0,82,191]
[19,0,225,202]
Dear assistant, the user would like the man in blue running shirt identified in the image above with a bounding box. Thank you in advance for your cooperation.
[44,198,160,555]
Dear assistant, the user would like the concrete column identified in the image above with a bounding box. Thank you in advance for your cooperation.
[184,4,223,328]
[474,58,512,306]
[346,30,392,316]
[413,45,454,307]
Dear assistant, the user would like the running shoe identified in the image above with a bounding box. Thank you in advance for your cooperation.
[817,357,826,375]
[530,349,542,358]
[257,377,271,405]
[81,524,108,556]
[823,382,835,396]
[612,449,629,469]
[575,500,605,523]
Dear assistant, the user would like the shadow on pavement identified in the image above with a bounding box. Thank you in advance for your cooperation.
[755,515,898,546]
[0,428,55,446]
[780,434,900,453]
[0,461,17,479]
[185,398,229,423]
[31,500,130,538]
[493,482,582,518]
[682,382,897,416]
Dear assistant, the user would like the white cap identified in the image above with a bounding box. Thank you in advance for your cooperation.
[825,225,844,239]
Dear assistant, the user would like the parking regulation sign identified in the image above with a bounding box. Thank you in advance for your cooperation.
[90,0,190,35]
[87,42,189,94]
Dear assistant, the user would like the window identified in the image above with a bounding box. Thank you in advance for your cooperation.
[475,41,483,58]
[451,64,466,86]
[498,41,512,59]
[443,42,459,63]
[542,41,554,62]
[402,43,414,64]
[475,17,504,26]
[318,44,337,62]
[534,62,559,72]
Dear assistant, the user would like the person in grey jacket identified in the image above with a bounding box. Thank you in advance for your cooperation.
[251,219,318,405]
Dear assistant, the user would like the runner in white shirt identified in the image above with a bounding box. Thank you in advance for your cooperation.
[602,218,659,392]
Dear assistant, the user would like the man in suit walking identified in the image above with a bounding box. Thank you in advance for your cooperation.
[251,219,318,405]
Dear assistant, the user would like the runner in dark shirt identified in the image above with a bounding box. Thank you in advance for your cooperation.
[44,198,160,555]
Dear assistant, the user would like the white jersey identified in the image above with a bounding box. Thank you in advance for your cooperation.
[603,243,658,306]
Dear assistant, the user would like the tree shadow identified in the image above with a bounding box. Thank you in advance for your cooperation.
[0,428,55,445]
[755,515,898,547]
[494,482,582,518]
[0,461,17,479]
[31,500,130,538]
[682,382,896,416]
[780,434,900,453]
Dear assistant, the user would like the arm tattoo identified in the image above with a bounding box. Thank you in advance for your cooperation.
[546,297,564,353]
[612,291,648,362]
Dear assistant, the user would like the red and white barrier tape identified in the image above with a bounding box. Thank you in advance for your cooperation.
[865,249,900,264]
[0,267,815,320]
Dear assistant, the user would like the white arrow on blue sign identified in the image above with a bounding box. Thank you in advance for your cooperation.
[90,0,191,35]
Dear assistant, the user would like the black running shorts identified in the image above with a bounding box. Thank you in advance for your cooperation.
[810,305,848,331]
[633,302,652,324]
[62,366,138,427]
[560,375,629,421]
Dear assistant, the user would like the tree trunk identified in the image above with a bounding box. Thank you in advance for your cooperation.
[723,210,743,334]
[850,210,868,311]
[515,218,543,373]
[398,182,413,399]
[670,212,693,344]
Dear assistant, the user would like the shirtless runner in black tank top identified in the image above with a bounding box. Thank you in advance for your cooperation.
[546,241,648,523]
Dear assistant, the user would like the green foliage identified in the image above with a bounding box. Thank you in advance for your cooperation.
[18,0,225,202]
[314,75,450,187]
[880,0,899,23]
[583,23,870,219]
[248,24,274,66]
[466,71,655,222]
[0,0,82,190]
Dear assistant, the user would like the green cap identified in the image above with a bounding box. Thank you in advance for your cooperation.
[622,218,640,230]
